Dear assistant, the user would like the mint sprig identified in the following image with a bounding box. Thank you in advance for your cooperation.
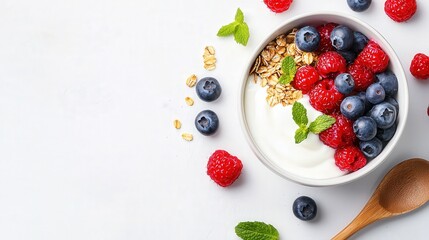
[217,8,250,46]
[278,56,297,85]
[235,221,279,240]
[292,102,336,143]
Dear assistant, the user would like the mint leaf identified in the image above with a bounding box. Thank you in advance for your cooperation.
[235,8,244,23]
[217,22,239,37]
[278,56,296,85]
[235,221,279,240]
[309,115,336,134]
[292,101,308,126]
[234,22,249,46]
[295,126,309,144]
[217,8,250,46]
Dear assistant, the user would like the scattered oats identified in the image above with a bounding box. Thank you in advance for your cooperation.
[173,119,182,129]
[181,133,193,141]
[185,96,194,106]
[206,46,215,55]
[203,46,216,71]
[186,74,197,88]
[204,64,216,71]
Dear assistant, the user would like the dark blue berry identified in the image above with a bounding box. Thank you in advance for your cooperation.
[196,77,222,102]
[366,83,386,104]
[347,0,372,12]
[341,96,365,120]
[375,71,398,96]
[353,116,377,141]
[335,73,355,95]
[385,97,399,112]
[352,31,369,53]
[369,102,397,129]
[295,26,321,52]
[293,196,317,221]
[376,123,397,142]
[194,110,219,136]
[330,25,354,51]
[357,91,373,113]
[359,137,383,159]
[337,50,357,64]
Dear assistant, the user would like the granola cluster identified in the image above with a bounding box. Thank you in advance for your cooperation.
[249,29,318,107]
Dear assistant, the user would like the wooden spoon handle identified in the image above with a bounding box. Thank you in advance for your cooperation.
[332,200,391,240]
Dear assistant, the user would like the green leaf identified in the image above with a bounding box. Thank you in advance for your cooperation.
[217,22,239,37]
[278,56,296,85]
[295,126,309,144]
[234,22,250,46]
[235,8,244,23]
[235,221,279,240]
[292,101,308,126]
[309,115,336,134]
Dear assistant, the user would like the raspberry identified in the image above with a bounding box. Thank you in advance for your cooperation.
[316,23,337,53]
[309,79,344,113]
[384,0,417,22]
[319,112,356,149]
[355,40,389,74]
[334,146,367,172]
[316,51,347,78]
[292,66,320,94]
[263,0,293,13]
[347,63,375,91]
[410,53,429,80]
[207,150,243,187]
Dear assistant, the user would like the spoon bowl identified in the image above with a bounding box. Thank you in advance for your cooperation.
[332,158,429,240]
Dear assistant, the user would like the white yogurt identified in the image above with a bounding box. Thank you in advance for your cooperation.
[244,79,345,179]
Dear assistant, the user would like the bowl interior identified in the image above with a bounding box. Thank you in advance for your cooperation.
[239,12,409,186]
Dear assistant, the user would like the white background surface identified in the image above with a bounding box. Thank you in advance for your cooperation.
[0,0,428,239]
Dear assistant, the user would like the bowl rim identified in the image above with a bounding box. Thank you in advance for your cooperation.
[238,11,409,187]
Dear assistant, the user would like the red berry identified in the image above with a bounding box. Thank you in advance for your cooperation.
[384,0,417,22]
[263,0,293,13]
[410,53,429,80]
[207,150,243,187]
[316,23,337,53]
[355,40,389,74]
[347,63,375,91]
[292,66,320,94]
[316,51,347,78]
[319,112,356,149]
[334,146,367,172]
[309,79,344,113]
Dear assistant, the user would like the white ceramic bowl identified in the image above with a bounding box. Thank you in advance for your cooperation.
[239,12,409,186]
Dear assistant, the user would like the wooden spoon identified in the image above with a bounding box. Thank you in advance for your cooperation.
[332,158,429,240]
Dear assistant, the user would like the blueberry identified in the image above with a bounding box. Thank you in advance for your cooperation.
[330,25,354,51]
[369,102,397,129]
[376,123,397,142]
[385,97,399,112]
[359,137,383,159]
[337,50,357,64]
[375,71,398,96]
[295,26,321,52]
[353,116,377,141]
[352,31,369,53]
[335,73,355,95]
[347,0,372,12]
[341,96,365,120]
[292,196,317,221]
[194,110,219,136]
[357,91,373,112]
[196,77,222,102]
[366,83,386,104]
